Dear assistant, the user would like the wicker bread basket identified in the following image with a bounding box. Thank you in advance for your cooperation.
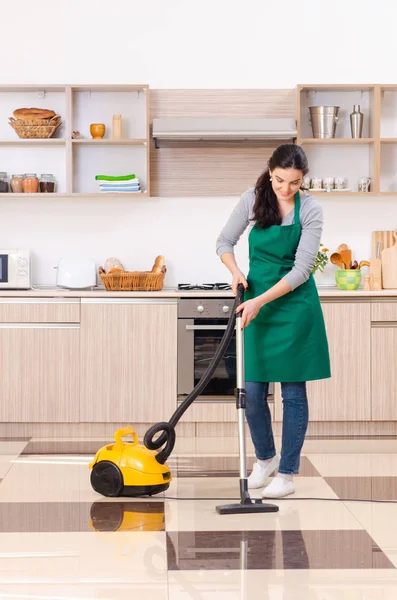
[9,115,62,139]
[99,263,166,292]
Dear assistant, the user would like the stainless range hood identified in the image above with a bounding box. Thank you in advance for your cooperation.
[152,117,297,147]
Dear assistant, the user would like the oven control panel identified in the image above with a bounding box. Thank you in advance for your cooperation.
[178,298,236,319]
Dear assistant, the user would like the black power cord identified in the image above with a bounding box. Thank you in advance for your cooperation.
[144,288,242,463]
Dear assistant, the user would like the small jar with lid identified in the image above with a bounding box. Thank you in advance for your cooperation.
[10,174,24,193]
[0,172,9,193]
[39,173,56,193]
[22,173,39,193]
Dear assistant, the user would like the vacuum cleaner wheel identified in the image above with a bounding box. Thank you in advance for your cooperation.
[91,461,124,497]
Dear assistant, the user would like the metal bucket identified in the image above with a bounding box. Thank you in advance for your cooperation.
[309,106,339,138]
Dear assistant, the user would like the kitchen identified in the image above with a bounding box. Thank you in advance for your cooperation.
[2,3,397,596]
[1,83,397,438]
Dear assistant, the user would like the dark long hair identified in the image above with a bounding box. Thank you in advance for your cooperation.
[252,144,309,228]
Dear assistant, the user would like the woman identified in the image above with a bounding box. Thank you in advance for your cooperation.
[216,144,330,499]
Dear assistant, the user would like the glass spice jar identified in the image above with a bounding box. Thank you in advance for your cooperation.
[10,174,24,193]
[39,173,56,193]
[0,172,9,193]
[22,173,39,193]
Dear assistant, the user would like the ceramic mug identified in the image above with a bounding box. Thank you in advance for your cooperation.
[323,177,335,191]
[90,123,106,139]
[335,176,347,190]
[358,177,371,193]
[311,177,322,189]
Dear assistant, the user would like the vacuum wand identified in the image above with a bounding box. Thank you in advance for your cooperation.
[216,285,279,515]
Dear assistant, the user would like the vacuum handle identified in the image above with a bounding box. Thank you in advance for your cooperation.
[237,283,246,305]
[114,426,139,450]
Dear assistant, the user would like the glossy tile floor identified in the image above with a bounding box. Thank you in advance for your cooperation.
[1,436,397,598]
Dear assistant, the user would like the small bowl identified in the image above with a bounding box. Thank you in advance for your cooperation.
[335,269,361,290]
[90,123,106,139]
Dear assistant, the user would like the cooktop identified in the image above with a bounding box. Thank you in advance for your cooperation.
[177,283,232,291]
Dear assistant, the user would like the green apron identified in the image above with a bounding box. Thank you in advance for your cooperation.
[244,192,331,383]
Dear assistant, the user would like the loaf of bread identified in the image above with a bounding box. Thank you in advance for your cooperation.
[13,108,56,120]
[151,255,166,274]
[104,257,124,273]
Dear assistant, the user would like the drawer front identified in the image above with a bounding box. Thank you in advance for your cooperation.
[372,302,397,322]
[0,299,80,323]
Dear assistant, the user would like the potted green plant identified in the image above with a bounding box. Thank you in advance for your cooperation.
[312,244,329,275]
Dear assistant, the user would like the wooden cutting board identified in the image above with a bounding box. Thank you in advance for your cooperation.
[381,231,397,289]
[372,231,397,259]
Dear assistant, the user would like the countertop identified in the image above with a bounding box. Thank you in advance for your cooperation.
[0,285,396,298]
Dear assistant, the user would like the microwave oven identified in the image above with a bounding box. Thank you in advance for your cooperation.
[0,249,31,290]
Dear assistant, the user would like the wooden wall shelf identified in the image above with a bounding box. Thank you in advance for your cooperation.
[0,84,150,196]
[3,84,397,197]
[300,138,374,145]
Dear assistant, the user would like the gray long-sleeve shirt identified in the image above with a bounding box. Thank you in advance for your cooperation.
[216,188,323,291]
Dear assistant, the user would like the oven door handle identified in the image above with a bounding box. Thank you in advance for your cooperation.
[185,325,229,331]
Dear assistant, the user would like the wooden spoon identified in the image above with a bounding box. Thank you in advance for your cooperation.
[338,243,349,252]
[359,260,370,268]
[351,260,359,270]
[330,252,346,269]
[339,249,352,269]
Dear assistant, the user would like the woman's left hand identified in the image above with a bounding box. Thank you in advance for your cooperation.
[235,297,263,328]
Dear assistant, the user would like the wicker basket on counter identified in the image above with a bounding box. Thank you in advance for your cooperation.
[99,266,166,291]
[9,115,62,139]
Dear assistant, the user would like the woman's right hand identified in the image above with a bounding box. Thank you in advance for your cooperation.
[231,270,248,295]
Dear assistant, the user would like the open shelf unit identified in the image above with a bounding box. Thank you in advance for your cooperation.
[297,84,379,195]
[0,84,150,197]
[298,83,397,195]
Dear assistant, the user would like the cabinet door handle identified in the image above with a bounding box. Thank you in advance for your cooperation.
[185,325,228,331]
[0,323,80,329]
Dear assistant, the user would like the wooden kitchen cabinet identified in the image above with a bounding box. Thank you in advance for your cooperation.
[80,299,178,422]
[0,300,80,422]
[372,324,397,420]
[274,301,371,422]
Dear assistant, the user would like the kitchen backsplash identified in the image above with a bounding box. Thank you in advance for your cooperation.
[1,194,396,286]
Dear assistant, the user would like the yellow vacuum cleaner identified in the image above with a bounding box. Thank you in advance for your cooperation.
[89,285,279,515]
[89,426,172,497]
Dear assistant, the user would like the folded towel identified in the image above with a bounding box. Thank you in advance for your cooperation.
[95,174,137,181]
[99,184,140,190]
[99,184,140,189]
[100,188,142,193]
[97,180,140,187]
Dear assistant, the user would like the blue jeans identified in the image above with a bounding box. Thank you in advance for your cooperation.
[245,381,308,475]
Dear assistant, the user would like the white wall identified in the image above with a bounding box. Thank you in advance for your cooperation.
[1,0,397,286]
[1,193,395,286]
[1,0,397,87]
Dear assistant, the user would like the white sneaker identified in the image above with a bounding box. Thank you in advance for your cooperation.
[262,474,296,498]
[247,454,280,489]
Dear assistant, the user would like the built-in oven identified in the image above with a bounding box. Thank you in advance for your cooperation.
[177,296,274,401]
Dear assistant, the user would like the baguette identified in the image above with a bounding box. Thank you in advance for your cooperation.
[151,255,166,273]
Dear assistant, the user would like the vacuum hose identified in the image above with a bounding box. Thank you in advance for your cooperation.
[144,284,245,464]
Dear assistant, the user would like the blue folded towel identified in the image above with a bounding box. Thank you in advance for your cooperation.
[99,187,141,193]
[98,183,140,189]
